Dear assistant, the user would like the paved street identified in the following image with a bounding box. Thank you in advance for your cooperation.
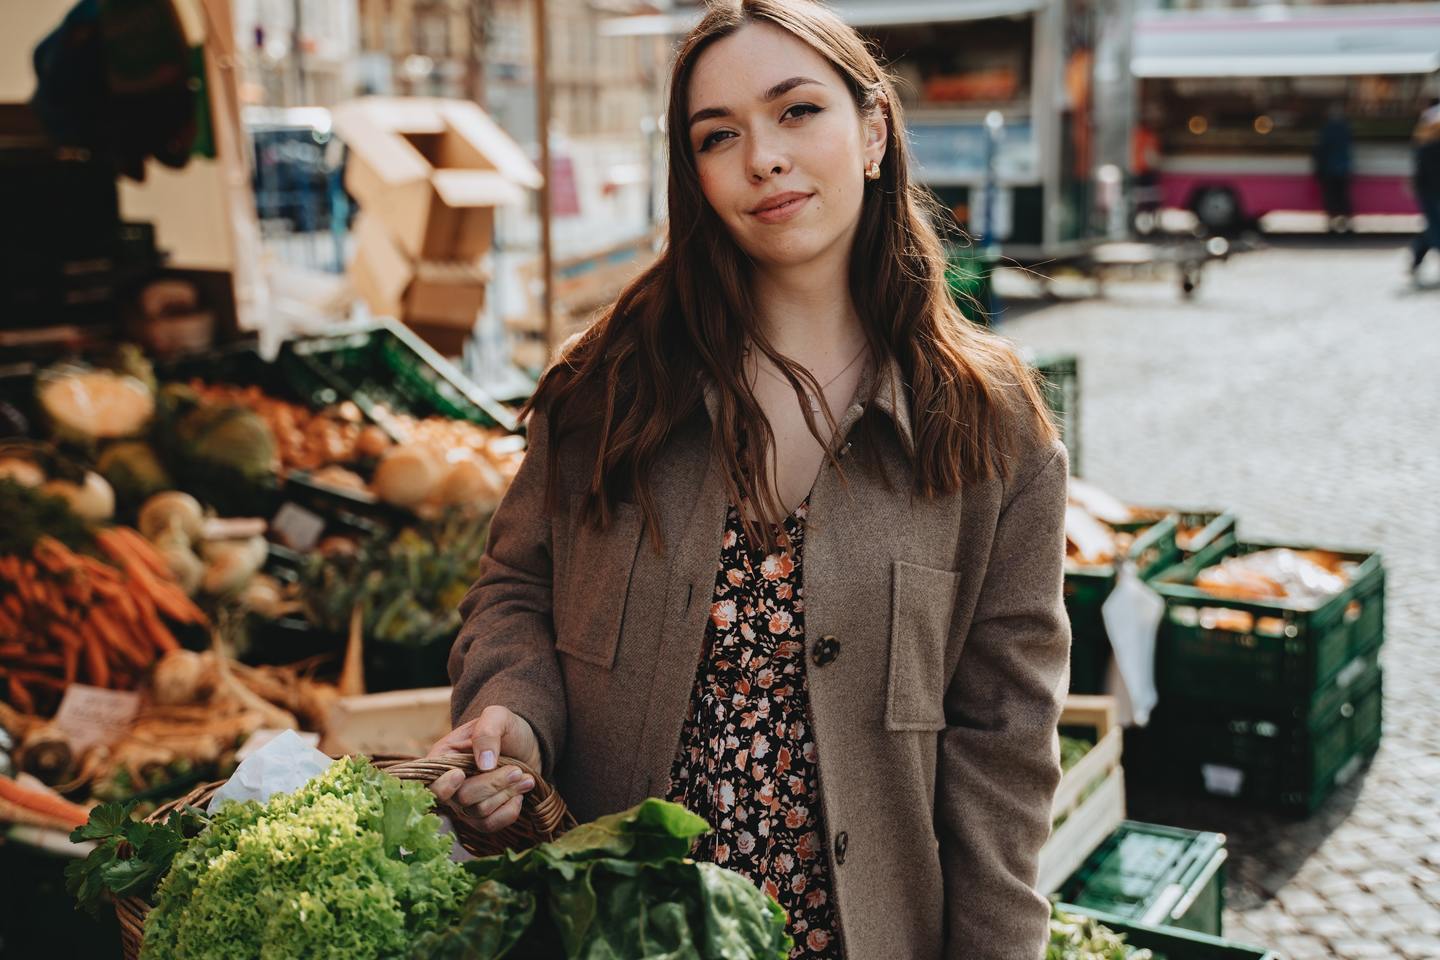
[999,236,1440,959]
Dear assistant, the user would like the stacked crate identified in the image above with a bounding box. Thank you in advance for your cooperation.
[1134,535,1386,813]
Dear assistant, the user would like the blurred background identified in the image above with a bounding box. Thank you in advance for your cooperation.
[0,1,1437,958]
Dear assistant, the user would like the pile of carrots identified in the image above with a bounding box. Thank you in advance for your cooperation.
[0,527,208,714]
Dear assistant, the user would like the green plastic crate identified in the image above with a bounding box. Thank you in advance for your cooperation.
[1151,536,1385,710]
[1057,905,1279,960]
[1168,509,1237,559]
[1065,515,1183,693]
[1133,658,1383,815]
[283,321,519,431]
[1058,821,1227,937]
[1028,352,1080,476]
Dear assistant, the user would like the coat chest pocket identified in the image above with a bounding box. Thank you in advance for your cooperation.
[886,560,962,731]
[553,499,644,669]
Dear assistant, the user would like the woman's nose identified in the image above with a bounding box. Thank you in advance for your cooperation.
[748,135,789,182]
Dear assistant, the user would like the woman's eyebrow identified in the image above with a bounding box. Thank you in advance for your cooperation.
[688,76,824,128]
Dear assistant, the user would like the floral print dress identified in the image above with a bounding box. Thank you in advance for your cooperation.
[665,497,841,958]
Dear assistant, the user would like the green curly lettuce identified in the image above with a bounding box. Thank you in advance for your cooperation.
[140,756,471,960]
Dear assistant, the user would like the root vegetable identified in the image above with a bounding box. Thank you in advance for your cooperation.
[138,491,205,544]
[41,472,115,522]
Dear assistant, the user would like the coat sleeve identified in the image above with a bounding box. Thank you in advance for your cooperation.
[938,438,1071,960]
[448,411,567,777]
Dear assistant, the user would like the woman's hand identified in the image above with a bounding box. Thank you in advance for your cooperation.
[427,705,543,833]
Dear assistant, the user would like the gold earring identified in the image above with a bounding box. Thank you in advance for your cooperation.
[865,160,881,180]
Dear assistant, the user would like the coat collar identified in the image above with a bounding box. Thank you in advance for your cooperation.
[701,351,915,456]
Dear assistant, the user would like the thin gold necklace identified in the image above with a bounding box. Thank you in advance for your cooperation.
[752,342,869,413]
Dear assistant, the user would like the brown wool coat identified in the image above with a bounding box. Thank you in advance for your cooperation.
[449,356,1072,960]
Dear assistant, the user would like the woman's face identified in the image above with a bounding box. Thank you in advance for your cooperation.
[686,22,887,270]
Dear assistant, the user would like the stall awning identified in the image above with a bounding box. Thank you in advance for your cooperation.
[1133,3,1440,78]
[601,0,1045,38]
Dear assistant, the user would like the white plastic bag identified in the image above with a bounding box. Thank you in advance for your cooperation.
[207,729,333,812]
[1101,561,1166,726]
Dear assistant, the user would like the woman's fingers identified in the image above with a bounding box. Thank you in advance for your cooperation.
[480,793,525,833]
[455,766,535,816]
[429,768,465,802]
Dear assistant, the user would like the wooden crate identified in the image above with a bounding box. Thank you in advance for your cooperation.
[1039,694,1127,894]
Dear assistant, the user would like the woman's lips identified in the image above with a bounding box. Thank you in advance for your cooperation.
[750,193,812,224]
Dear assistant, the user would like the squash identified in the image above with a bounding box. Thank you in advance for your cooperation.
[36,367,155,443]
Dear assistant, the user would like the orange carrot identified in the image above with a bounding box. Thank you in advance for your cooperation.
[81,625,110,688]
[98,528,171,581]
[135,600,180,654]
[0,775,91,831]
[7,674,34,713]
[88,607,148,670]
[61,643,78,685]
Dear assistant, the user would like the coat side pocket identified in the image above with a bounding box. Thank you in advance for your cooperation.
[886,560,962,731]
[553,499,644,669]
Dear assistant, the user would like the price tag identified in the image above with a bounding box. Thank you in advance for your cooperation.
[1201,764,1245,798]
[52,685,141,753]
[271,501,326,552]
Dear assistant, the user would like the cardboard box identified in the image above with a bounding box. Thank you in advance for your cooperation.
[406,320,474,358]
[334,97,541,262]
[320,687,452,758]
[349,214,411,319]
[350,214,488,329]
[404,261,487,328]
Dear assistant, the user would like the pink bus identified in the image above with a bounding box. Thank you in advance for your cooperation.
[1133,3,1440,233]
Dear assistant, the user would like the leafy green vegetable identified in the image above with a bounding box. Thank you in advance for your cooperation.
[412,798,791,960]
[0,474,94,555]
[1060,736,1093,773]
[301,508,491,647]
[66,801,207,918]
[1048,902,1154,960]
[139,756,471,960]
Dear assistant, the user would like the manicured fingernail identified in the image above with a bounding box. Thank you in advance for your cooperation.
[506,768,525,783]
[480,750,495,770]
[519,778,535,791]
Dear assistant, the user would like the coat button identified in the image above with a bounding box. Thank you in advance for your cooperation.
[834,831,849,865]
[812,635,840,667]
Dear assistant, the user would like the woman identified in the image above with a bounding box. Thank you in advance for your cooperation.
[427,1,1071,956]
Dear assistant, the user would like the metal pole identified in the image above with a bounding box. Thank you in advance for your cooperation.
[291,0,305,104]
[533,0,556,358]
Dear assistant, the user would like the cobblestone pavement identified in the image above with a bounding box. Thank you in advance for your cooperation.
[998,237,1440,959]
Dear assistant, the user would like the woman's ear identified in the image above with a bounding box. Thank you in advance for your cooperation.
[863,97,889,167]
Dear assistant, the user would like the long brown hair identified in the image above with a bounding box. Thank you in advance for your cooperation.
[522,0,1056,547]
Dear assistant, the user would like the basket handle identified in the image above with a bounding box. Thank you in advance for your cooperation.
[381,753,574,843]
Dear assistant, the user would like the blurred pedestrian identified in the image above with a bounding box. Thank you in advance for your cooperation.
[1410,97,1440,281]
[1130,106,1163,232]
[1313,104,1354,233]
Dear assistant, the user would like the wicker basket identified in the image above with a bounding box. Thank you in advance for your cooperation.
[112,752,575,960]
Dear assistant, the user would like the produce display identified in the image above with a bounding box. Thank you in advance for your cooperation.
[184,379,521,516]
[1192,548,1354,608]
[1065,480,1160,568]
[300,509,490,648]
[1048,902,1153,960]
[0,481,207,714]
[67,760,792,960]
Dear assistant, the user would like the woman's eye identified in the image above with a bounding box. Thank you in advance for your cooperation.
[699,129,736,152]
[781,103,822,123]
